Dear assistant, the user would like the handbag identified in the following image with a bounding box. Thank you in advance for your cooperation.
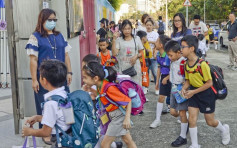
[141,52,149,87]
[122,66,137,77]
[122,37,138,77]
[12,136,43,148]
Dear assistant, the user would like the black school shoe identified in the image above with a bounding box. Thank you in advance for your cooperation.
[171,136,187,147]
[115,141,123,148]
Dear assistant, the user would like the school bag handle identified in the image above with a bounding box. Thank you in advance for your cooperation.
[22,136,37,148]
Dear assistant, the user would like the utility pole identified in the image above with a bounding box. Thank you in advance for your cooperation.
[204,0,206,23]
[166,0,168,32]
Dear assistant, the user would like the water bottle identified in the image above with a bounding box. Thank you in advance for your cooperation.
[172,84,187,104]
[128,88,141,108]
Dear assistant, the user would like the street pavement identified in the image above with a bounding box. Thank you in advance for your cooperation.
[0,46,236,148]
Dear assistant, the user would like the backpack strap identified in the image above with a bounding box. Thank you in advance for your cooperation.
[184,58,205,76]
[180,59,186,77]
[41,95,67,110]
[55,124,71,148]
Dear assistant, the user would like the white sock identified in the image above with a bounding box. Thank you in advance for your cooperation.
[156,102,163,121]
[216,120,225,133]
[189,127,198,147]
[180,122,188,139]
[111,142,117,148]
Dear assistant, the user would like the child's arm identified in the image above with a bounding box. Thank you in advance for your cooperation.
[181,79,190,97]
[123,101,132,130]
[185,79,212,99]
[162,75,169,85]
[155,67,161,90]
[22,124,52,137]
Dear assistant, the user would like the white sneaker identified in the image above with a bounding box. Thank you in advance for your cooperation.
[189,145,201,148]
[177,116,181,124]
[222,124,230,145]
[146,98,150,102]
[143,87,148,95]
[155,90,159,95]
[149,120,161,128]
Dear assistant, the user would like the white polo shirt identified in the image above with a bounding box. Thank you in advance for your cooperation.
[170,57,185,84]
[41,86,71,134]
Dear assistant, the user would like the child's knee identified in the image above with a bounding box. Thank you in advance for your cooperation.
[179,110,187,118]
[158,96,165,103]
[170,109,178,117]
[206,119,218,127]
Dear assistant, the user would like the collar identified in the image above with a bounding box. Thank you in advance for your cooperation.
[44,86,67,101]
[158,51,167,58]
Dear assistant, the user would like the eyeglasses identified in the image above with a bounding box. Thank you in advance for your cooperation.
[181,46,189,49]
[47,19,58,22]
[174,20,182,23]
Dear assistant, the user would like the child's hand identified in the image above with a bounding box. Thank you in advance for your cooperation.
[130,55,137,66]
[25,115,38,126]
[113,32,120,40]
[22,126,33,137]
[181,89,186,98]
[155,83,159,91]
[82,84,90,92]
[123,118,131,130]
[184,90,196,99]
[162,78,168,85]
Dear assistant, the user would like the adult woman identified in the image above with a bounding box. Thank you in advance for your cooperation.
[112,20,143,85]
[145,18,159,94]
[137,14,149,32]
[25,9,72,144]
[171,13,192,43]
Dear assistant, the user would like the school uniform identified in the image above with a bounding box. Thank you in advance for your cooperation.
[156,51,171,97]
[170,57,188,111]
[98,80,131,137]
[185,59,216,113]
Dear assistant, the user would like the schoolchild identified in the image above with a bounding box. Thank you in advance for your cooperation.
[81,54,123,148]
[97,38,117,66]
[136,30,152,95]
[22,59,71,147]
[150,35,171,128]
[82,62,137,148]
[181,35,230,148]
[165,40,188,147]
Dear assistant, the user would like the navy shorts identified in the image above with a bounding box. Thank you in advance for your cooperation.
[159,74,171,97]
[188,87,216,114]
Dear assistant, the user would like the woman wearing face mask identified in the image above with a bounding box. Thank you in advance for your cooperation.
[112,19,144,85]
[25,9,72,145]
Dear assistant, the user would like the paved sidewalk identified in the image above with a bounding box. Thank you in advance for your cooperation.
[0,48,236,148]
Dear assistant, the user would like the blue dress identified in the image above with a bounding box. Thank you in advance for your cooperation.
[25,32,71,127]
[171,29,192,44]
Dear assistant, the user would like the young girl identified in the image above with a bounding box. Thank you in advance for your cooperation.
[82,62,137,148]
[145,18,159,95]
[181,35,230,148]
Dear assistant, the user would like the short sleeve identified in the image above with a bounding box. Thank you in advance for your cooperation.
[136,36,144,51]
[203,23,208,32]
[25,34,39,57]
[115,38,120,50]
[185,65,189,80]
[63,36,72,53]
[41,101,57,128]
[201,62,212,82]
[186,29,192,35]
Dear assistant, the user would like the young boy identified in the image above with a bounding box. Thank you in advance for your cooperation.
[181,35,230,148]
[165,40,188,147]
[150,35,171,128]
[136,30,152,95]
[22,59,71,147]
[97,38,116,66]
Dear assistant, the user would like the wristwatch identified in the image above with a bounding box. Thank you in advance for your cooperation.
[68,72,73,75]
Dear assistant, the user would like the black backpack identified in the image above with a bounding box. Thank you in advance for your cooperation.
[158,21,165,35]
[185,59,228,100]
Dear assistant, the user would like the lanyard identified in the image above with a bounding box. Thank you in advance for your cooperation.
[97,80,104,109]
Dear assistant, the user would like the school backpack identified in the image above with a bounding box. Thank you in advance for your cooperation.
[48,90,100,148]
[100,77,146,116]
[184,59,228,100]
[158,21,165,35]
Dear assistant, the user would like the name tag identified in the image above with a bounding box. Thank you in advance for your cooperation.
[100,113,109,125]
[61,102,75,125]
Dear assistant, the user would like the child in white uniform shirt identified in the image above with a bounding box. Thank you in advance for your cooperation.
[22,59,70,147]
[165,40,189,147]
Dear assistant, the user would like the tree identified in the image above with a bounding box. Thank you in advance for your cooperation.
[108,0,124,11]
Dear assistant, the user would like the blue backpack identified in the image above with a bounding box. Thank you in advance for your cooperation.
[48,90,100,148]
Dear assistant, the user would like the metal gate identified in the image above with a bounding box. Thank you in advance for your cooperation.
[0,0,11,89]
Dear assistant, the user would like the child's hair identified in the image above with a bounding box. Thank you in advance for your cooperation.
[83,62,117,82]
[99,38,109,44]
[145,18,154,25]
[82,54,100,64]
[197,34,205,41]
[181,35,198,53]
[136,30,147,40]
[39,59,67,87]
[159,34,171,47]
[164,40,181,53]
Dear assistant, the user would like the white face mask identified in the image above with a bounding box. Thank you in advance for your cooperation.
[45,20,56,30]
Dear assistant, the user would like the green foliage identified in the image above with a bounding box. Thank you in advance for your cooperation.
[108,0,124,11]
[160,0,237,21]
